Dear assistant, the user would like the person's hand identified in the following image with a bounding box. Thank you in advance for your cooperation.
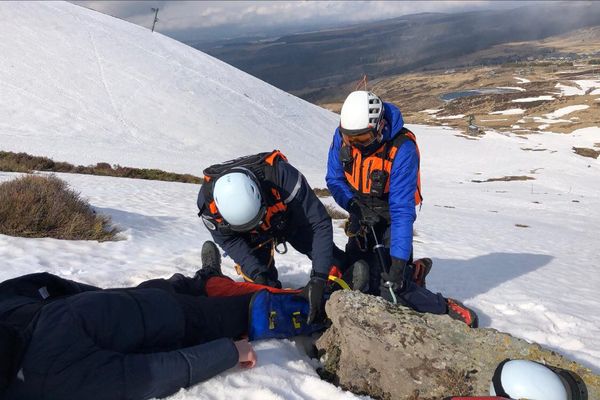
[344,213,362,237]
[234,339,257,368]
[380,258,408,292]
[345,199,364,237]
[302,276,326,325]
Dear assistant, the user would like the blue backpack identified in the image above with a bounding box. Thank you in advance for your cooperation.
[248,290,326,341]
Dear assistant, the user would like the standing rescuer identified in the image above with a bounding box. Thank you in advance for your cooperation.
[326,90,478,327]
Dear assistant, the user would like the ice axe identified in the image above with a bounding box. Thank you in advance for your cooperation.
[359,212,401,304]
[360,207,412,305]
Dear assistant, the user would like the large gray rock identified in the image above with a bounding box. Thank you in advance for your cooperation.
[316,291,600,400]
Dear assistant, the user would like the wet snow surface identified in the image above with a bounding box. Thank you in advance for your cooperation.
[1,2,600,399]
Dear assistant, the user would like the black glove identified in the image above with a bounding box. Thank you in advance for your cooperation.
[253,272,282,289]
[380,258,408,293]
[345,199,363,237]
[302,276,326,325]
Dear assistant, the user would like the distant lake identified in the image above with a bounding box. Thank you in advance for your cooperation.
[441,88,523,102]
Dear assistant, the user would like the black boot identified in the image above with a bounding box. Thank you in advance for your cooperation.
[446,298,478,328]
[350,260,370,292]
[196,241,223,280]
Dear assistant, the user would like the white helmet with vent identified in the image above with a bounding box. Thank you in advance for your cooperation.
[490,359,587,400]
[339,91,384,136]
[213,171,265,231]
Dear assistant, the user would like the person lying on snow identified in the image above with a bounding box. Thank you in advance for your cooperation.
[0,242,323,400]
[326,90,478,328]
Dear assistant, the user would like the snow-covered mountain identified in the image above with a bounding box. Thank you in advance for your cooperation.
[1,2,600,399]
[0,1,337,182]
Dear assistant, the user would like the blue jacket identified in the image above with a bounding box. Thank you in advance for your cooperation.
[1,273,239,400]
[198,159,333,279]
[326,102,418,261]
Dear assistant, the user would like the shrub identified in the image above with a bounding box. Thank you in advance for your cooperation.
[0,175,119,241]
[0,151,201,184]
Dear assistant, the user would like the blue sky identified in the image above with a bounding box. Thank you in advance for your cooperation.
[71,1,544,43]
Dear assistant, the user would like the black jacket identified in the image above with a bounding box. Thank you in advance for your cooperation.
[198,160,333,279]
[0,273,238,400]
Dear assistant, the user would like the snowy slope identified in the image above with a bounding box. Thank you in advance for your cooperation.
[1,126,599,399]
[0,2,337,183]
[1,2,600,399]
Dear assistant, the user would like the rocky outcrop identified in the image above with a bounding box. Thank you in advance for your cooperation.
[316,291,600,400]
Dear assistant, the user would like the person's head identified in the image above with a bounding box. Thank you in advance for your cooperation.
[490,359,587,400]
[339,91,386,153]
[213,170,265,232]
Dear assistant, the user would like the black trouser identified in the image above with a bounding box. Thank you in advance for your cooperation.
[246,228,346,282]
[176,293,253,346]
[345,224,447,314]
[137,274,252,346]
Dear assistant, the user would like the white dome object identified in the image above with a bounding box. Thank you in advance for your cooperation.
[490,359,569,400]
[340,91,384,133]
[213,172,262,227]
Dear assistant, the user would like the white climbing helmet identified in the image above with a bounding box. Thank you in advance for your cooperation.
[339,91,385,136]
[490,359,587,400]
[213,171,265,231]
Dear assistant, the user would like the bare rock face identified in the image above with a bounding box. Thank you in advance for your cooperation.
[316,291,600,400]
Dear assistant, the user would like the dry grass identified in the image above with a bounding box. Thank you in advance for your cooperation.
[572,147,600,159]
[0,151,201,184]
[313,187,331,197]
[325,204,348,220]
[472,175,535,183]
[0,175,119,241]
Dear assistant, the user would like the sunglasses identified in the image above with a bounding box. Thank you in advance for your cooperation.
[341,119,385,147]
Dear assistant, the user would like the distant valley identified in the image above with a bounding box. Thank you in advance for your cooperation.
[193,2,600,104]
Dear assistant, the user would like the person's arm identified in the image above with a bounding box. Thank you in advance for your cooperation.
[326,130,354,211]
[388,139,418,263]
[210,230,270,278]
[277,161,332,278]
[123,338,239,399]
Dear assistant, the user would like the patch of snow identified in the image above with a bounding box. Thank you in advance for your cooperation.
[570,126,600,138]
[545,105,589,119]
[497,86,526,92]
[512,96,554,103]
[490,108,525,115]
[555,80,600,97]
[420,109,442,114]
[514,77,530,84]
[532,117,570,125]
[538,124,550,130]
[574,80,600,93]
[512,125,521,129]
[480,118,508,122]
[555,83,583,96]
[436,114,465,120]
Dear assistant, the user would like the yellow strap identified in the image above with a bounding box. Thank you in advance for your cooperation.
[328,275,351,290]
[269,311,276,330]
[235,264,255,282]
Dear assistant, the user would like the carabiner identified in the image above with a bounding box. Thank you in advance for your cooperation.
[275,241,288,254]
